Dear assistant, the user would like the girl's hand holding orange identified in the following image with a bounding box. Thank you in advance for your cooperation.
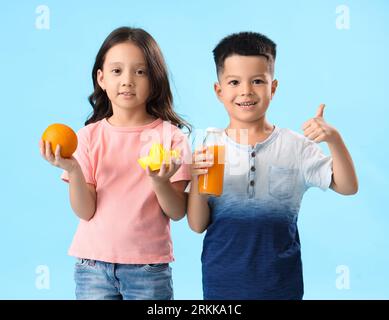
[39,140,80,173]
[41,123,78,158]
[40,123,80,172]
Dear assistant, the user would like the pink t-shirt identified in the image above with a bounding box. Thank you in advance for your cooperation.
[61,118,191,264]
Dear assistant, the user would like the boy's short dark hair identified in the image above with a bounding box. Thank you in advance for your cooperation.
[213,31,277,77]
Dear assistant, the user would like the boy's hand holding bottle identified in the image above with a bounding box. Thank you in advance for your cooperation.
[192,128,225,197]
[191,148,214,191]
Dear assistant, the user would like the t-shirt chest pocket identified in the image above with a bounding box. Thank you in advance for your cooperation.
[268,166,299,200]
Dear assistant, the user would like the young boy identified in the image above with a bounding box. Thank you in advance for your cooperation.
[187,32,358,300]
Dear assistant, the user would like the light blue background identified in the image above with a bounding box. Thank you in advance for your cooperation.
[1,0,388,299]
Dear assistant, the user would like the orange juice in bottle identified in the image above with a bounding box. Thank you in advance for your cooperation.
[198,128,225,196]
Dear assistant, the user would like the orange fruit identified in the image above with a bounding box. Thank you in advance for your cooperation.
[42,123,78,158]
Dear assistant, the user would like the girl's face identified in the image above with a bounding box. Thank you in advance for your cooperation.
[97,41,150,114]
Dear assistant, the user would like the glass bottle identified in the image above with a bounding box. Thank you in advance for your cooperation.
[198,128,225,196]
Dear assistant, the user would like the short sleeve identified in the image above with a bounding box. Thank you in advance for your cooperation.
[170,129,192,184]
[301,139,333,190]
[61,127,95,185]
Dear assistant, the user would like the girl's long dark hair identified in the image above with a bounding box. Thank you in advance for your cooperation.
[86,27,191,133]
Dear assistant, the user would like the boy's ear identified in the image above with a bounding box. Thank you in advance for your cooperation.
[214,82,223,101]
[97,69,105,91]
[271,79,278,99]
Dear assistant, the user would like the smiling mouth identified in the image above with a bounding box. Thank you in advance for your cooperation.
[119,92,135,96]
[236,101,258,107]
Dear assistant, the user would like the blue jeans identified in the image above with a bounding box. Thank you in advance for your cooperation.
[74,258,173,300]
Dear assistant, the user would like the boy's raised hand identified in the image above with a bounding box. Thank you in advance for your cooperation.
[302,104,339,144]
[39,139,80,173]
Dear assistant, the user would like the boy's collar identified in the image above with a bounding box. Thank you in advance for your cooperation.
[223,125,280,150]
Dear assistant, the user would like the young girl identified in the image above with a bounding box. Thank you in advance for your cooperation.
[39,27,192,300]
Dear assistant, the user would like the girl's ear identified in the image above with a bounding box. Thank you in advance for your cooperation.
[271,79,278,99]
[214,82,223,101]
[97,69,105,90]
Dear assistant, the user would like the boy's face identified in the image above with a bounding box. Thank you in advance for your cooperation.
[214,54,277,126]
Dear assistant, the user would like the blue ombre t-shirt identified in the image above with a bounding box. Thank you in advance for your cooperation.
[202,126,333,300]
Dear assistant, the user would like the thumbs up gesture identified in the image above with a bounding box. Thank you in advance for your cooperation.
[302,104,339,143]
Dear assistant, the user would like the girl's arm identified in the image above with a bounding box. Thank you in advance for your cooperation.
[151,178,188,221]
[67,166,96,221]
[40,140,96,221]
[302,104,358,195]
[186,149,213,233]
[147,159,190,221]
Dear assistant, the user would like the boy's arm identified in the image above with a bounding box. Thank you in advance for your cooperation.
[186,148,214,233]
[327,133,358,194]
[187,177,211,233]
[302,104,358,195]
